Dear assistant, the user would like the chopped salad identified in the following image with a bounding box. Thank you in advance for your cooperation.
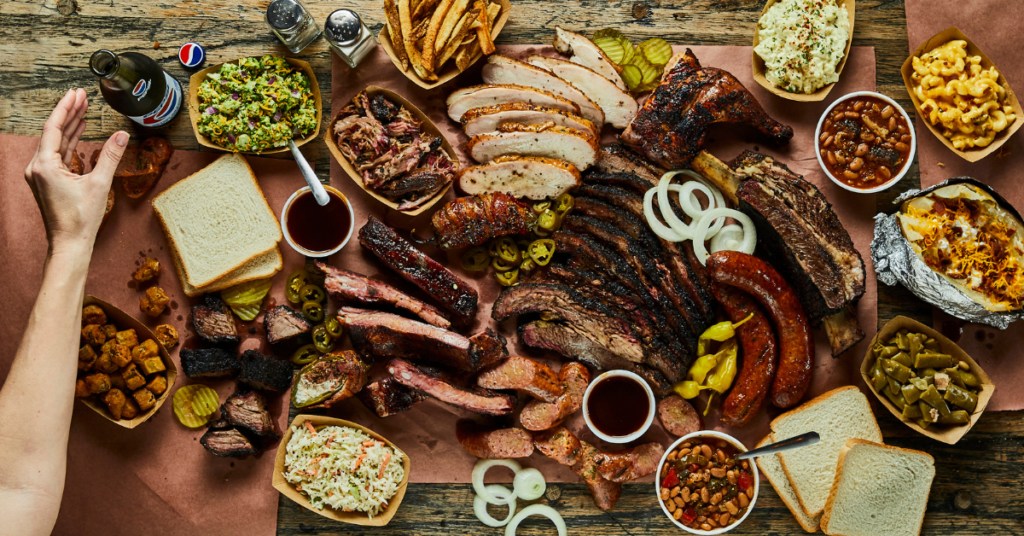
[196,55,317,152]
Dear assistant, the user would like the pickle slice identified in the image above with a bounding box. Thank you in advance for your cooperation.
[593,36,625,65]
[221,278,272,307]
[229,303,262,322]
[173,385,212,428]
[637,38,672,66]
[191,386,220,417]
[618,37,636,66]
[628,53,660,85]
[620,64,643,90]
[592,28,624,41]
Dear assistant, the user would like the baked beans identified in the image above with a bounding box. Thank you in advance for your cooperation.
[658,436,754,530]
[819,95,911,189]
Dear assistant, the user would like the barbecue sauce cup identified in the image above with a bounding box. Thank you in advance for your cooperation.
[582,370,656,444]
[280,184,354,258]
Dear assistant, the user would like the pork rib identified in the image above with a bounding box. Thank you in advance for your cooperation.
[386,358,516,416]
[317,262,450,329]
[357,377,428,418]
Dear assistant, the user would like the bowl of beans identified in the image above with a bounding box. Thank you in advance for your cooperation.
[655,431,758,534]
[815,91,916,193]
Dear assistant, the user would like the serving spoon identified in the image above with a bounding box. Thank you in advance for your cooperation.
[288,138,329,206]
[736,432,819,460]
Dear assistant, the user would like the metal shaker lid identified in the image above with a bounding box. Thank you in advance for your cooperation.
[325,9,363,46]
[267,0,304,31]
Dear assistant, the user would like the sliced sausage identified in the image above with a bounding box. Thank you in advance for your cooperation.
[592,443,665,482]
[520,362,590,431]
[455,420,534,459]
[533,426,622,510]
[532,425,580,465]
[706,251,813,408]
[476,356,563,402]
[712,283,778,426]
[657,395,704,437]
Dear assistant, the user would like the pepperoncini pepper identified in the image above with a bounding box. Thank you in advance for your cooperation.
[696,313,753,355]
[672,314,751,414]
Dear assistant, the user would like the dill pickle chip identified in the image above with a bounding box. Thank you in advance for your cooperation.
[221,278,272,307]
[173,385,211,428]
[636,80,661,93]
[628,53,660,84]
[620,64,643,90]
[190,386,220,417]
[637,38,672,66]
[230,303,261,322]
[618,37,636,65]
[592,28,624,41]
[593,36,625,65]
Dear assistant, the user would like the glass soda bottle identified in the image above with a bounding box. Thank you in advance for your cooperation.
[89,50,183,128]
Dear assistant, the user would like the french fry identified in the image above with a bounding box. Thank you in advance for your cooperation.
[399,0,437,81]
[410,0,422,12]
[411,0,441,22]
[456,2,500,71]
[411,17,430,41]
[461,34,477,46]
[384,0,409,71]
[434,0,471,55]
[437,7,481,69]
[474,0,495,55]
[421,0,455,71]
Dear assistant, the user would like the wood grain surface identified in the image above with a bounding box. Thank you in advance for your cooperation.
[2,1,1020,534]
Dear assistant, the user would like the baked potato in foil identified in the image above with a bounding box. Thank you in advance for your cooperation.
[873,177,1024,328]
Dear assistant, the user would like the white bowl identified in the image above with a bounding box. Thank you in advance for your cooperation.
[814,90,916,194]
[581,370,656,444]
[280,185,355,258]
[655,431,760,535]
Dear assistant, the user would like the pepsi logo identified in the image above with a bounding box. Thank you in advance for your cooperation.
[178,42,206,68]
[132,79,150,97]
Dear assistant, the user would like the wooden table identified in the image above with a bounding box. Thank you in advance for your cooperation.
[2,1,1021,534]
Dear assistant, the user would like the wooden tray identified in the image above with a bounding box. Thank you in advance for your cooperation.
[378,0,511,90]
[860,315,994,445]
[79,296,178,429]
[188,56,322,155]
[901,27,1023,163]
[751,0,855,102]
[324,85,458,216]
[272,414,411,526]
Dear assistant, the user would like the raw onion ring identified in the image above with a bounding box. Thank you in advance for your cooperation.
[512,468,546,501]
[474,484,517,527]
[472,459,522,505]
[657,171,698,239]
[710,224,745,254]
[691,208,756,265]
[644,188,689,241]
[504,504,567,536]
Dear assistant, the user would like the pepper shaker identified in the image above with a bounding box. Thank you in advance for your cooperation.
[325,9,377,69]
[266,0,322,54]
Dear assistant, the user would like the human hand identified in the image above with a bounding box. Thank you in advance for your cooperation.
[24,88,129,254]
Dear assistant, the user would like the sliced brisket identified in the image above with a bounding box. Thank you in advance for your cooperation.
[191,295,239,345]
[263,305,312,346]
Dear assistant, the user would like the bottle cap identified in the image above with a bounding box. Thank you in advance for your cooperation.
[325,9,363,46]
[178,43,206,68]
[267,0,305,31]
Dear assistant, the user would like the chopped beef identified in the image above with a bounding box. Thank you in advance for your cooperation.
[867,146,901,167]
[200,418,258,459]
[191,295,239,345]
[238,350,293,392]
[179,348,241,378]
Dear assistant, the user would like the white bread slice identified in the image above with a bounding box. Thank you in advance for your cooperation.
[170,241,282,297]
[820,439,934,536]
[755,434,821,533]
[152,153,282,288]
[772,386,883,518]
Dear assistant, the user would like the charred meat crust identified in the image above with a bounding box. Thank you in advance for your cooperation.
[357,377,429,418]
[192,295,239,345]
[318,262,451,329]
[263,305,312,346]
[359,216,478,321]
[430,193,536,250]
[386,358,517,416]
[221,389,278,438]
[238,350,293,392]
[180,348,241,378]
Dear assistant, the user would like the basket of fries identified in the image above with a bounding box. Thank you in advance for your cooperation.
[380,0,510,90]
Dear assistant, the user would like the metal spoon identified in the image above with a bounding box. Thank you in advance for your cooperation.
[288,138,329,206]
[736,432,820,460]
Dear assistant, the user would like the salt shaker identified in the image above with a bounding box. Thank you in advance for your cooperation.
[266,0,321,54]
[325,9,376,69]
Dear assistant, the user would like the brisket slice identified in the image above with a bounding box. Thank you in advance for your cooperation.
[263,305,312,346]
[238,350,294,392]
[358,216,478,322]
[200,418,258,459]
[387,358,516,416]
[594,143,665,183]
[339,307,506,371]
[221,390,277,438]
[518,320,672,395]
[317,262,451,329]
[191,295,239,346]
[179,348,241,379]
[357,377,428,418]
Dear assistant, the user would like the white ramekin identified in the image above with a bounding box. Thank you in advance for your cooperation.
[280,184,355,258]
[655,430,760,535]
[581,369,656,444]
[814,90,916,194]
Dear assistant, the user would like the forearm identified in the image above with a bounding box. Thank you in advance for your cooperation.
[0,241,93,503]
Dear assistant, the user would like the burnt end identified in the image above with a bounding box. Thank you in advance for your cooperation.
[468,328,509,370]
[221,389,277,438]
[200,419,258,459]
[356,377,428,418]
[263,305,312,347]
[192,295,239,345]
[238,350,293,392]
[834,118,861,138]
[867,146,901,167]
[180,348,241,378]
[369,93,399,123]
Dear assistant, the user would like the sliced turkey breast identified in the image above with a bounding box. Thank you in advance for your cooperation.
[553,26,627,91]
[447,84,582,122]
[465,124,599,171]
[481,55,605,126]
[461,103,599,137]
[527,55,639,129]
[458,156,581,200]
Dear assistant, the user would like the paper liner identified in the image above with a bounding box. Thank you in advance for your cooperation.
[751,0,855,102]
[188,57,322,155]
[901,27,1023,163]
[859,315,994,444]
[378,0,511,90]
[78,296,178,429]
[324,85,458,216]
[272,414,411,526]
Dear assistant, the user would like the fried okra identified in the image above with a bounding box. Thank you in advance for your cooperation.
[133,388,157,411]
[81,324,106,346]
[133,257,161,283]
[75,379,90,398]
[145,375,168,397]
[111,344,132,368]
[153,324,179,350]
[78,345,97,371]
[82,305,107,326]
[115,329,138,348]
[84,373,111,394]
[140,287,170,317]
[121,399,140,420]
[122,364,146,391]
[103,389,128,419]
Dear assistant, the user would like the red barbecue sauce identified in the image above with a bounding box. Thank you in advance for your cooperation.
[286,189,351,253]
[587,375,650,437]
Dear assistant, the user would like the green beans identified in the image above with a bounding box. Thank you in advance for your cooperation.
[914,351,954,369]
[881,358,914,383]
[943,384,978,413]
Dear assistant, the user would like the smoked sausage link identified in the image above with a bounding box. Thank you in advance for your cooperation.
[711,283,778,425]
[706,251,813,408]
